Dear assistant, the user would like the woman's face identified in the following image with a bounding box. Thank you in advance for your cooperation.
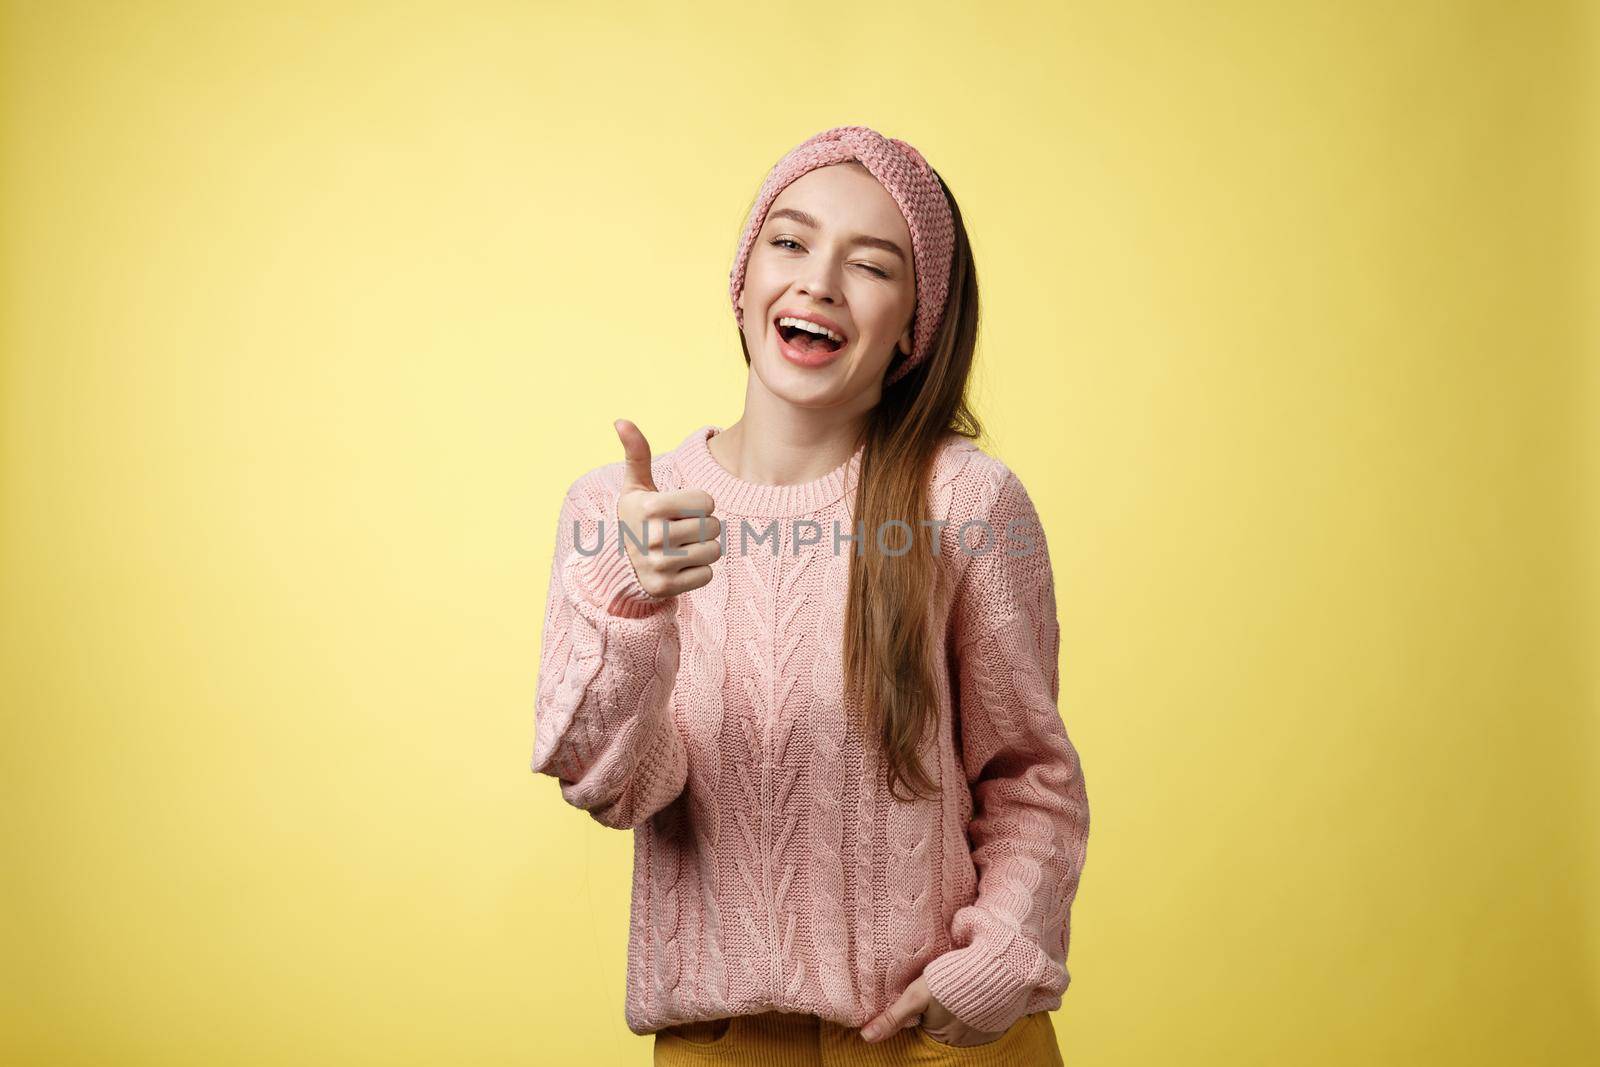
[737,162,917,406]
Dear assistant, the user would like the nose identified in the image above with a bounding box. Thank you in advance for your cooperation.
[797,264,841,305]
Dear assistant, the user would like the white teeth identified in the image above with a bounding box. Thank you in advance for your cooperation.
[777,316,844,344]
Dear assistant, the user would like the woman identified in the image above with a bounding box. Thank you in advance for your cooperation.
[531,125,1089,1065]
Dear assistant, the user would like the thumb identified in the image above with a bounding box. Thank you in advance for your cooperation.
[860,982,927,1042]
[613,419,658,493]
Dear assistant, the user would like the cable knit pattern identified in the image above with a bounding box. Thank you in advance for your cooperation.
[530,424,1090,1037]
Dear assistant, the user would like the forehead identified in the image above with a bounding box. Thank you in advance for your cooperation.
[766,164,910,244]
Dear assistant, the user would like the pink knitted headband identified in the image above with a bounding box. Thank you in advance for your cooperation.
[728,125,955,387]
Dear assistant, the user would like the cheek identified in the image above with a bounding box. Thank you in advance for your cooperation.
[859,287,915,335]
[745,245,787,284]
[742,262,785,310]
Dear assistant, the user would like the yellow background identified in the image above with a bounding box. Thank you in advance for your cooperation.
[2,1,1595,1063]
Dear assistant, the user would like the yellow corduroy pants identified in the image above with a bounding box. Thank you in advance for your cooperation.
[652,1009,1065,1066]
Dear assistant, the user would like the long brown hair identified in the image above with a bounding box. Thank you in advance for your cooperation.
[736,163,983,802]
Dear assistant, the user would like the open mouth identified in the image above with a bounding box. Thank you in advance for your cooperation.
[775,319,846,356]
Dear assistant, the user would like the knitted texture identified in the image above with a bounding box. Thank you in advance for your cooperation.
[530,424,1090,1037]
[727,125,956,388]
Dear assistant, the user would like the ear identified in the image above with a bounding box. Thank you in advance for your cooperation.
[898,323,914,357]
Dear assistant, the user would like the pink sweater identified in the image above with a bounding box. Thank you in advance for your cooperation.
[530,424,1090,1037]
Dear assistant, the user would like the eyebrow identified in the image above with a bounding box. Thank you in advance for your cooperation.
[766,207,907,262]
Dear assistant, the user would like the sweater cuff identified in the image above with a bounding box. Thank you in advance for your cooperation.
[566,544,670,619]
[920,934,1037,1034]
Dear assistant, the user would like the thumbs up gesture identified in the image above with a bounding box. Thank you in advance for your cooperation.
[613,419,722,598]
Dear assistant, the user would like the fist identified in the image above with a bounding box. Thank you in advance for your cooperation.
[612,419,722,599]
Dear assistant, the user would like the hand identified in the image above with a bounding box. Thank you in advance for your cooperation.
[612,419,722,599]
[858,974,1008,1046]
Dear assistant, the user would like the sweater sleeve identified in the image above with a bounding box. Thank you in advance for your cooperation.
[529,467,689,829]
[921,468,1090,1034]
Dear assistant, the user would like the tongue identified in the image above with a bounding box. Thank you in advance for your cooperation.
[790,330,836,353]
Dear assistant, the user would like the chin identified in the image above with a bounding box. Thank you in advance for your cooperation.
[758,363,840,403]
[752,351,851,403]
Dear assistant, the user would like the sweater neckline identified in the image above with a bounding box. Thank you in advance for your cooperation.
[675,423,864,518]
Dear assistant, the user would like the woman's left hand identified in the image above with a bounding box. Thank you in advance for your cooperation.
[859,974,1009,1046]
